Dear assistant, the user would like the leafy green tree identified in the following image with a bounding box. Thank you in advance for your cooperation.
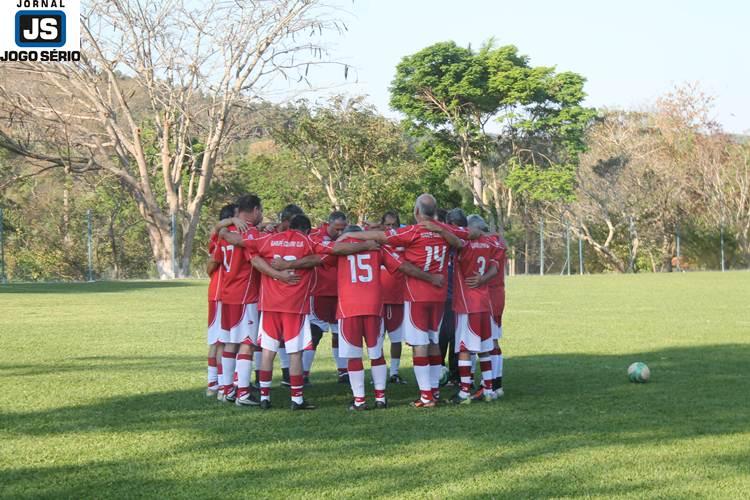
[273,96,435,223]
[390,40,595,228]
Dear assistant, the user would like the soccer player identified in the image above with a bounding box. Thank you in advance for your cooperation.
[379,211,408,384]
[205,203,242,397]
[343,194,467,407]
[478,216,508,399]
[246,214,373,410]
[444,213,501,404]
[270,204,305,387]
[308,211,349,383]
[212,194,266,407]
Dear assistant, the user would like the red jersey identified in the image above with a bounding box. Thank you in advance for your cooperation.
[452,234,501,314]
[336,239,403,318]
[212,226,261,305]
[385,224,453,303]
[309,223,338,297]
[245,229,334,314]
[380,244,406,304]
[208,233,221,301]
[487,234,507,310]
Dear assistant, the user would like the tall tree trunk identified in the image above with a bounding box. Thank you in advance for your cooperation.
[660,235,673,272]
[146,222,175,280]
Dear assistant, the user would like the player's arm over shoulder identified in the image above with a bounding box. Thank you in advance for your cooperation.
[218,227,246,246]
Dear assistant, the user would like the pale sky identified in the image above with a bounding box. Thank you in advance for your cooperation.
[267,0,749,134]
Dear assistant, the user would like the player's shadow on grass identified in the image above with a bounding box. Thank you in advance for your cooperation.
[0,280,197,294]
[3,343,750,497]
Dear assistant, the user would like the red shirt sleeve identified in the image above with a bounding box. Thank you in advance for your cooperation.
[381,247,404,274]
[242,234,262,259]
[441,222,469,239]
[385,226,418,247]
[311,238,336,255]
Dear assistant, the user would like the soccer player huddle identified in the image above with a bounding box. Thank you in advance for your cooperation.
[205,192,507,411]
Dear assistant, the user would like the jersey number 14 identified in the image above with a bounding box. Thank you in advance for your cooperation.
[424,245,447,272]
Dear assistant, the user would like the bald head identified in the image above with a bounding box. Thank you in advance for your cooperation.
[414,193,437,221]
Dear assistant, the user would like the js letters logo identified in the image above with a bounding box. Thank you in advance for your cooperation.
[1,0,80,62]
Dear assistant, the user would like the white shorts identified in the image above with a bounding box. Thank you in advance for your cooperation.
[491,316,503,340]
[259,312,312,354]
[207,301,226,345]
[403,301,443,346]
[455,312,493,353]
[219,303,259,345]
[384,304,404,343]
[337,316,384,359]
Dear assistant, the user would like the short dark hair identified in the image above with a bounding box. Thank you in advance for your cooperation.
[280,204,304,222]
[342,224,362,235]
[381,210,400,226]
[219,203,237,221]
[328,211,347,224]
[289,214,312,233]
[436,208,448,223]
[446,208,467,227]
[236,194,262,214]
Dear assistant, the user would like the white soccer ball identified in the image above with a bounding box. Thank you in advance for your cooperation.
[628,362,650,383]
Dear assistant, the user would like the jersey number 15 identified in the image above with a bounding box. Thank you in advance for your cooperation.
[347,254,373,283]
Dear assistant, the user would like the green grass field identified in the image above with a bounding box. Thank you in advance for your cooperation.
[1,272,749,498]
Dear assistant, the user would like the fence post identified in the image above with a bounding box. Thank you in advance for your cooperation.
[720,225,725,272]
[87,209,94,282]
[675,225,681,272]
[578,223,584,275]
[171,213,177,279]
[565,220,571,276]
[0,207,6,284]
[539,218,544,276]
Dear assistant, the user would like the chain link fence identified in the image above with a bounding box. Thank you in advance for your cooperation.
[0,207,745,284]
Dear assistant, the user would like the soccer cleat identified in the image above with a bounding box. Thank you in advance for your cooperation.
[221,386,237,403]
[410,398,436,408]
[206,385,219,397]
[470,388,486,401]
[338,373,350,384]
[235,392,260,407]
[260,399,272,410]
[349,402,369,411]
[493,387,504,399]
[389,374,408,384]
[449,392,471,405]
[472,388,494,402]
[374,399,388,409]
[291,399,317,411]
